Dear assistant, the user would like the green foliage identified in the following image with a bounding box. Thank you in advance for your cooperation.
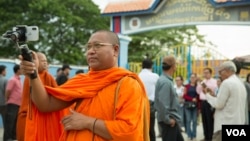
[128,26,214,62]
[0,0,109,65]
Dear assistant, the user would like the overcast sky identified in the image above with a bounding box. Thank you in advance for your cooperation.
[92,0,250,59]
[198,25,250,59]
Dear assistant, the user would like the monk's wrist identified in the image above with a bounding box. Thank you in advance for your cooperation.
[92,118,98,134]
[87,117,97,131]
[30,70,37,79]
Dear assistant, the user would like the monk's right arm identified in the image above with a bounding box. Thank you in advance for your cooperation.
[30,77,72,112]
[20,53,72,112]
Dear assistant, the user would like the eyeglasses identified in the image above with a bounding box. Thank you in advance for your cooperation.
[85,42,114,51]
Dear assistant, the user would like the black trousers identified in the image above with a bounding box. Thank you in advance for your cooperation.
[159,121,184,141]
[0,105,6,127]
[4,104,19,141]
[149,101,156,141]
[201,100,214,141]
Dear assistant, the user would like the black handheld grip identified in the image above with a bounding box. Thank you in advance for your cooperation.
[20,45,37,79]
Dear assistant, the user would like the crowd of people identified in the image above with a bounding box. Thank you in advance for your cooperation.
[0,29,249,141]
[139,56,250,141]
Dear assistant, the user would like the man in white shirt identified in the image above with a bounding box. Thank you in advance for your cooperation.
[139,59,159,141]
[205,61,247,141]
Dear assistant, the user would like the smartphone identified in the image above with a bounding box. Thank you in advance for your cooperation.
[201,82,207,88]
[12,25,39,42]
[25,26,39,41]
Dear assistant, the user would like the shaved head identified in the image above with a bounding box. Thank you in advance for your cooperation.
[37,52,48,72]
[94,30,120,46]
[86,30,120,71]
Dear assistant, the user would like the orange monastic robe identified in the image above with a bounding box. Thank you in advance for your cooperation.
[16,71,65,141]
[45,67,150,141]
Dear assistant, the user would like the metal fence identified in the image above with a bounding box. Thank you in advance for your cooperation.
[128,45,231,81]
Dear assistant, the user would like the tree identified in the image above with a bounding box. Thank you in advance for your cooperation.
[0,0,109,65]
[128,26,215,62]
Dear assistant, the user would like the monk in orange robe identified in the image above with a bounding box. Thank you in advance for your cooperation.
[16,52,65,141]
[19,30,150,141]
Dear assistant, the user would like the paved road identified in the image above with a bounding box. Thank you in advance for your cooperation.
[155,121,204,141]
[0,128,3,141]
[0,120,204,141]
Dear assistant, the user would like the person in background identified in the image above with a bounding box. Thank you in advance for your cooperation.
[75,69,84,75]
[183,73,199,141]
[246,73,250,84]
[196,67,217,141]
[214,77,222,96]
[56,64,71,85]
[154,55,184,141]
[232,58,250,125]
[174,75,185,131]
[55,68,62,79]
[4,64,22,141]
[246,73,250,124]
[0,65,7,132]
[205,61,247,141]
[195,75,202,126]
[16,52,65,141]
[139,59,159,141]
[19,30,150,141]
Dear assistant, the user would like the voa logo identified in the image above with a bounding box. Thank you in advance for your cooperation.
[226,129,246,136]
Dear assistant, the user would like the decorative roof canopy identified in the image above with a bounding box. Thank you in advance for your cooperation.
[102,0,167,16]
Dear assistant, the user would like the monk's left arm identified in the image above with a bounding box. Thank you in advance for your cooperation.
[104,77,145,141]
[85,118,113,140]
